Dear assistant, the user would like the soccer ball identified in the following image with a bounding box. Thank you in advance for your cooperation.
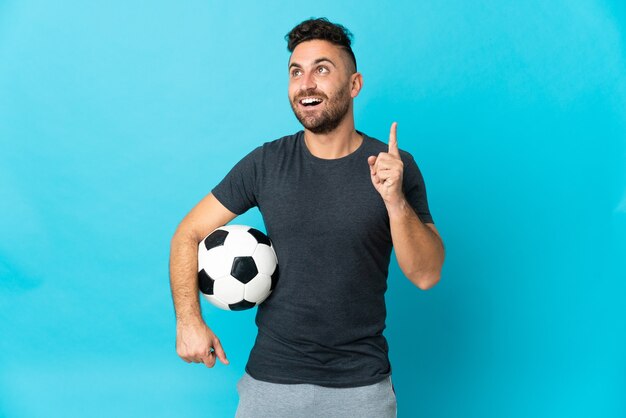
[197,225,279,311]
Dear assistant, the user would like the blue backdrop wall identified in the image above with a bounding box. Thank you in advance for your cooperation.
[1,1,625,417]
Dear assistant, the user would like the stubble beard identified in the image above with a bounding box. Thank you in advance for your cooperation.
[290,84,351,134]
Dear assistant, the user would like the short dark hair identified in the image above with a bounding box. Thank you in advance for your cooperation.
[285,17,357,72]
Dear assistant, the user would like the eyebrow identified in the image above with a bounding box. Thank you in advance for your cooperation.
[288,57,337,70]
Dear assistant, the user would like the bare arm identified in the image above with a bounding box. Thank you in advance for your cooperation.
[169,192,237,367]
[368,122,445,290]
[387,200,444,289]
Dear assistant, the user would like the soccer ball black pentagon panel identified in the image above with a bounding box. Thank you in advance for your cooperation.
[198,225,279,311]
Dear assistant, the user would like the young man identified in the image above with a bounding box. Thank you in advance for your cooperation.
[169,17,445,417]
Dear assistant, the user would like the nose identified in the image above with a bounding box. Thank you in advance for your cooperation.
[300,71,317,91]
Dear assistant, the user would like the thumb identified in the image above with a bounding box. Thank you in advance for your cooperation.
[367,156,377,175]
[213,339,229,365]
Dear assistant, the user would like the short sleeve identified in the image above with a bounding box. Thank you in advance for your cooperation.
[401,152,434,224]
[211,146,262,215]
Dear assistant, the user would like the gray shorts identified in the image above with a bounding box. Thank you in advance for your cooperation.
[235,372,397,418]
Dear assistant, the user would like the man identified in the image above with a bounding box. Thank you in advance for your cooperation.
[169,17,445,417]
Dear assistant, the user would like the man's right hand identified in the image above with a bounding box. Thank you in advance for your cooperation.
[176,319,229,368]
[170,193,236,368]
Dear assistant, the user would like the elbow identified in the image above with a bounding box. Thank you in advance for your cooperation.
[171,229,188,244]
[171,227,199,247]
[409,270,441,291]
[172,218,204,243]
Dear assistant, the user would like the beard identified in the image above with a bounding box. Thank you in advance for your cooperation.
[290,83,351,134]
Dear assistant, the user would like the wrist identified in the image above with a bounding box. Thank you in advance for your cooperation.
[176,313,205,328]
[385,196,410,218]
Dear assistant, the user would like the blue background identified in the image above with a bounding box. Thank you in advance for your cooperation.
[1,1,625,417]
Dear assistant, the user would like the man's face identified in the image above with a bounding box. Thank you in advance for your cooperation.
[288,40,357,134]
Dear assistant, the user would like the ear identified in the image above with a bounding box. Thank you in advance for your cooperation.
[350,72,363,98]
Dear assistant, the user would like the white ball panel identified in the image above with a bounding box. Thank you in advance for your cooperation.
[255,291,271,305]
[224,230,258,257]
[201,293,231,311]
[244,274,272,302]
[219,225,250,232]
[252,244,277,275]
[213,276,245,304]
[198,246,231,279]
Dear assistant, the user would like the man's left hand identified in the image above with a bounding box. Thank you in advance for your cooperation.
[368,122,405,207]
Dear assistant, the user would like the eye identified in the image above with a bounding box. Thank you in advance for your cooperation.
[290,68,302,77]
[317,66,329,74]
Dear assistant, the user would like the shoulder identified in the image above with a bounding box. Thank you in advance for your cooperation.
[239,131,301,163]
[260,131,302,153]
[238,131,302,162]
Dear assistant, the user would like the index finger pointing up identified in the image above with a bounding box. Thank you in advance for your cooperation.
[388,122,399,156]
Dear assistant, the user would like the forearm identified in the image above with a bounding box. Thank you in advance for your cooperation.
[169,230,204,325]
[387,198,444,289]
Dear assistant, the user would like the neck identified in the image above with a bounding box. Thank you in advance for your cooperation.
[303,115,363,159]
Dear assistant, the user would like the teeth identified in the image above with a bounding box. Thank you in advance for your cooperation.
[300,97,322,105]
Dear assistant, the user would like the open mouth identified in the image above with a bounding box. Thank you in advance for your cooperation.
[298,97,324,108]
